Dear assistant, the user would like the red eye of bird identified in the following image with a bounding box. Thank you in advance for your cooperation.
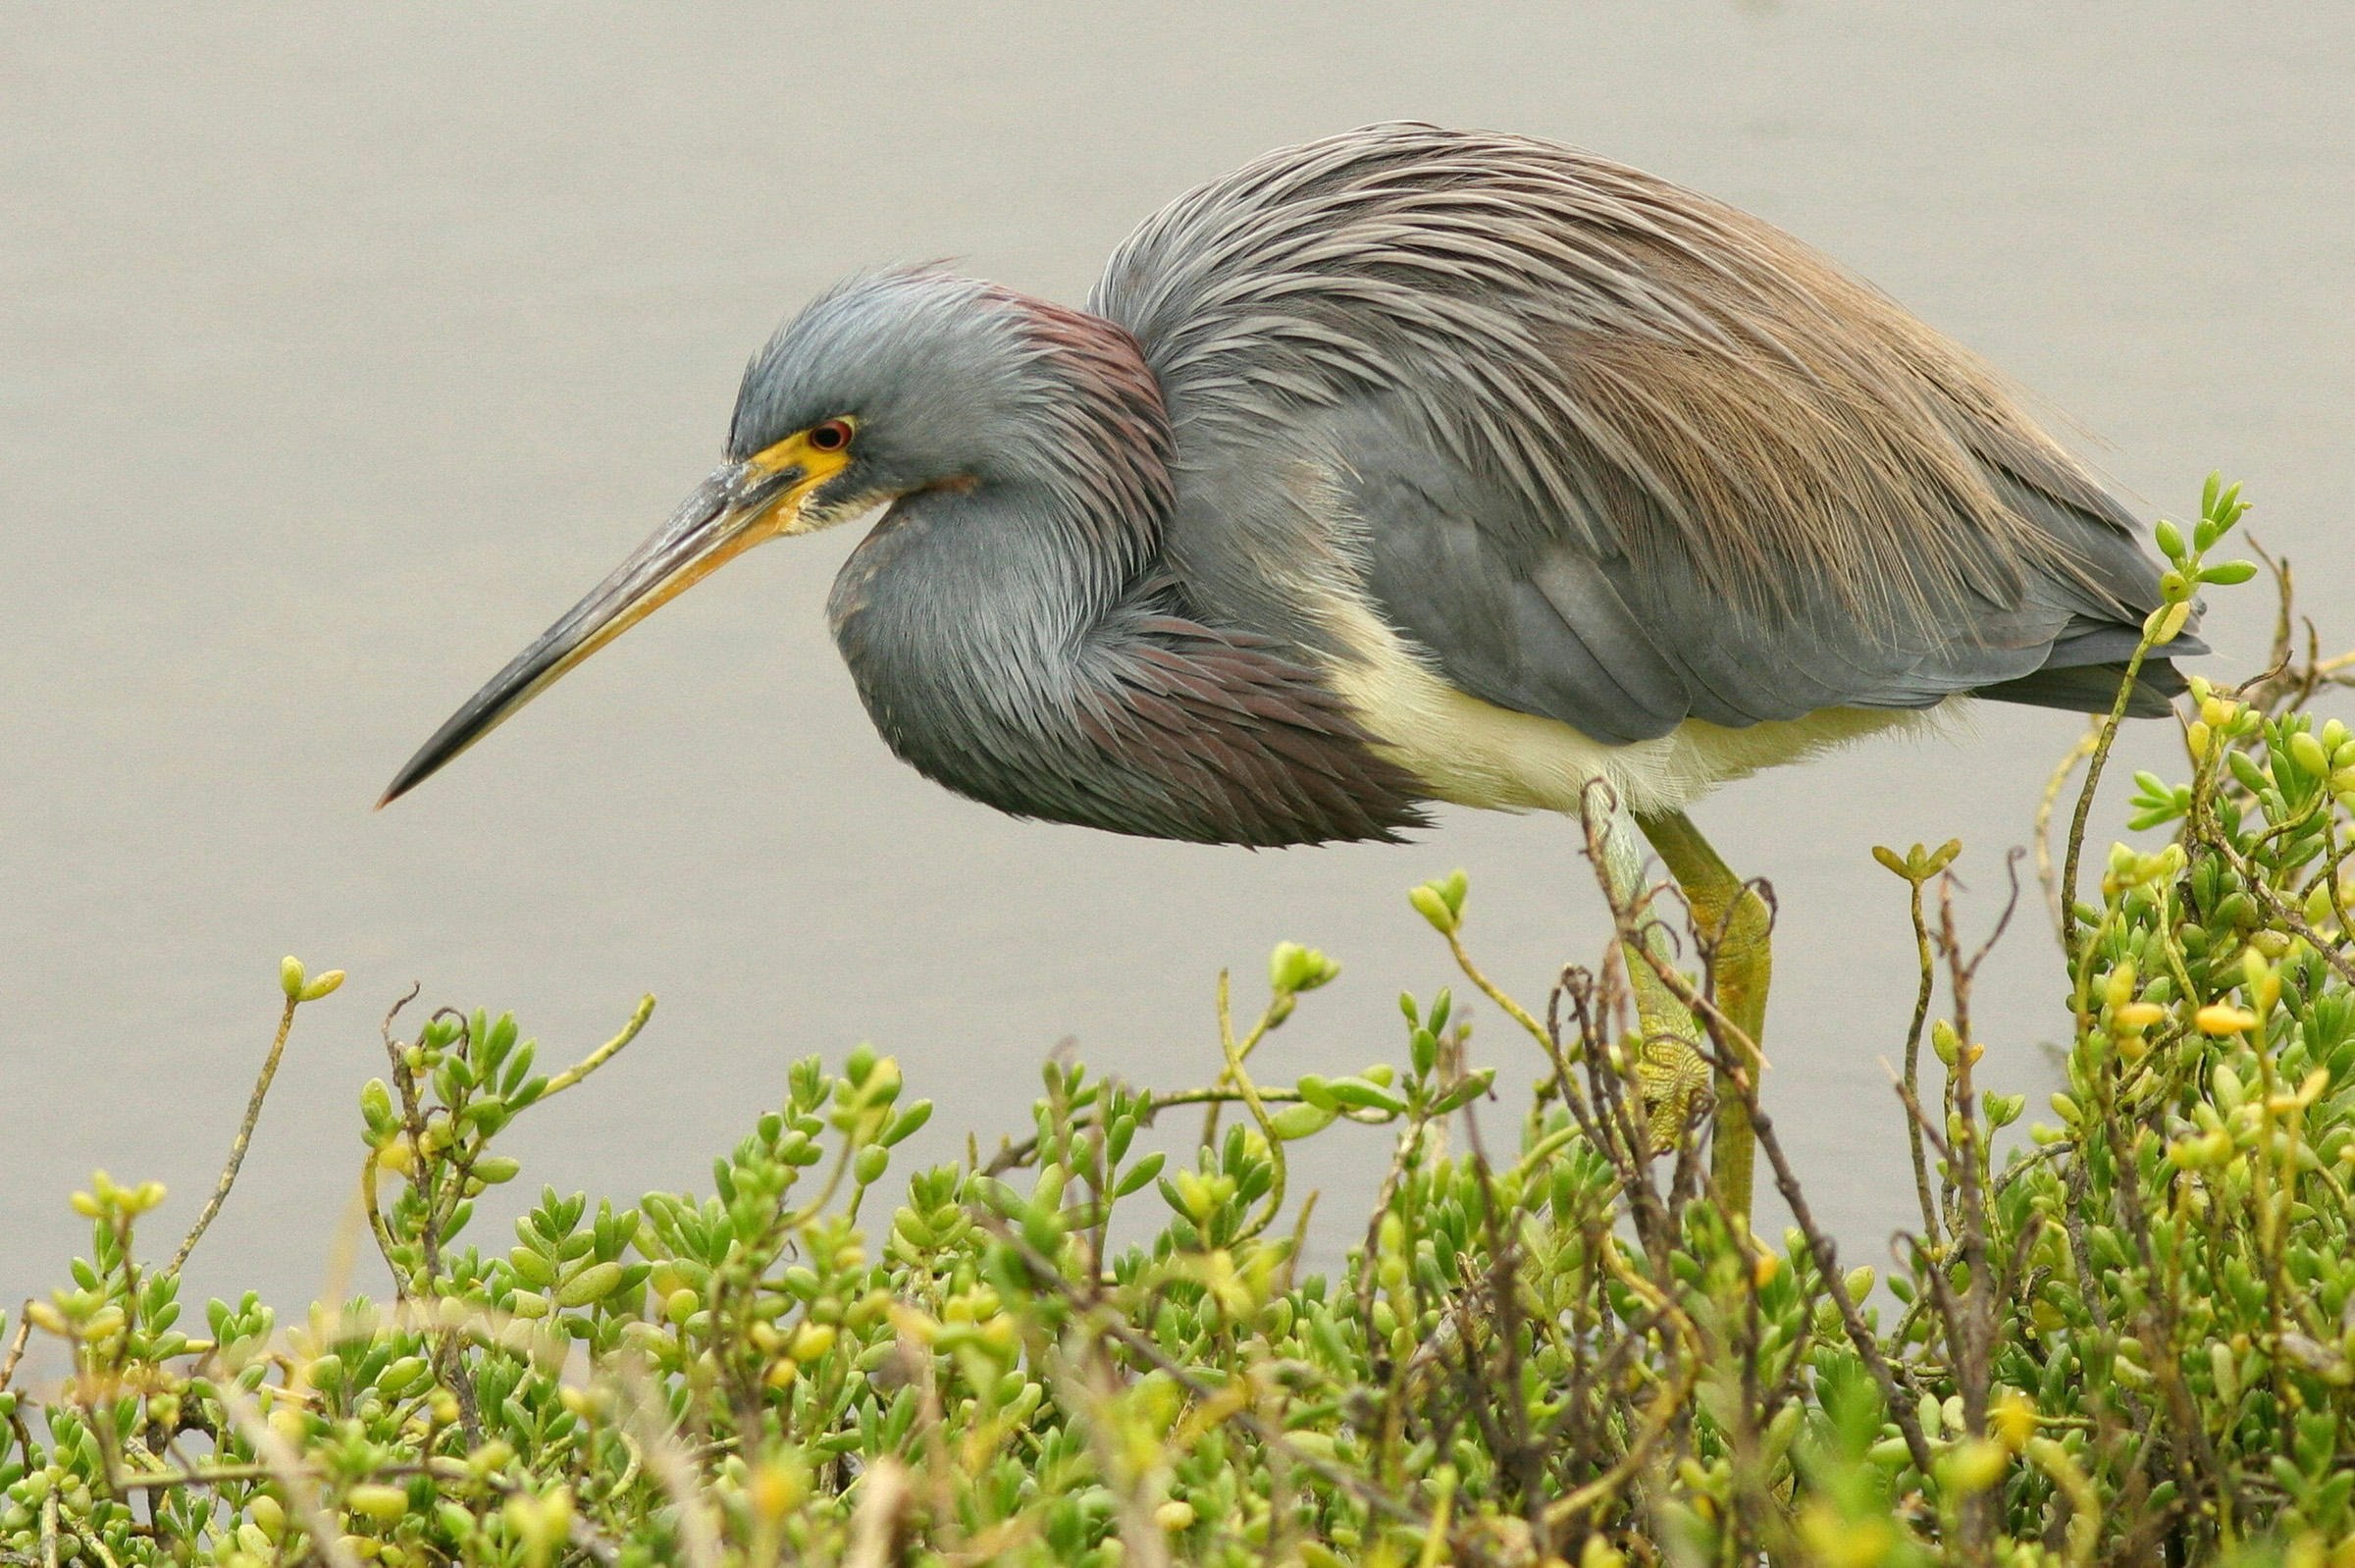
[808,419,853,452]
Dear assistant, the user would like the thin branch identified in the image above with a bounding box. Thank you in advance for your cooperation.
[2060,619,2168,943]
[544,993,657,1097]
[0,1305,31,1393]
[2037,726,2102,936]
[167,992,302,1277]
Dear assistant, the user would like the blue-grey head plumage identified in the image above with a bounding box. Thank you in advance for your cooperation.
[732,272,1045,497]
[729,269,1172,586]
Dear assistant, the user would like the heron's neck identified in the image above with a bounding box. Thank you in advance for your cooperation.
[825,480,1426,847]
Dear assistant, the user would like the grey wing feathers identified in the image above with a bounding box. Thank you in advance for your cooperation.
[1094,123,2199,737]
[1344,450,1688,744]
[1344,407,2092,744]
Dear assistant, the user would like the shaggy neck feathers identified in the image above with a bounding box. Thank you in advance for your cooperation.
[823,298,1424,847]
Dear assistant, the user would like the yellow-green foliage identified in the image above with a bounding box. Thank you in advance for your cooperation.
[4,479,2352,1565]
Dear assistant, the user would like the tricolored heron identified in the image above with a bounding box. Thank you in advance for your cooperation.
[383,125,2200,1221]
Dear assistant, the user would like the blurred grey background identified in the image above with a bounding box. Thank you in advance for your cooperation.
[4,3,2349,1319]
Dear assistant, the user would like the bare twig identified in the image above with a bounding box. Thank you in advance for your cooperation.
[1542,1242,1703,1532]
[167,992,303,1277]
[2060,618,2169,944]
[1747,1085,1939,1479]
[1889,857,1944,1251]
[0,1305,31,1393]
[2037,726,2103,936]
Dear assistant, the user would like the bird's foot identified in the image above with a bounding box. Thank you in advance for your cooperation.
[1635,1031,1711,1156]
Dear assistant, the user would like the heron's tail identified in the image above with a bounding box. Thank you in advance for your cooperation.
[1971,646,2199,718]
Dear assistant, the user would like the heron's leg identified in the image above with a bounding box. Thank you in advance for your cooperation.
[1636,810,1771,1227]
[1586,794,1712,1167]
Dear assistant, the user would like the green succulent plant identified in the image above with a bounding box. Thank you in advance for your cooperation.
[5,478,2351,1566]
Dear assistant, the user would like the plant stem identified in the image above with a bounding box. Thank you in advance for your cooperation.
[167,993,300,1278]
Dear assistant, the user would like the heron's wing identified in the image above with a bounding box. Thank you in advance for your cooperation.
[1333,394,2188,744]
[1098,123,2198,733]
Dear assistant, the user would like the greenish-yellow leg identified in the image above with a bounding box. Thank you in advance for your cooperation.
[1640,810,1771,1226]
[1589,798,1772,1225]
[1590,802,1710,1156]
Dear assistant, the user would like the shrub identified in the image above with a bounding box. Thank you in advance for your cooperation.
[4,478,2351,1566]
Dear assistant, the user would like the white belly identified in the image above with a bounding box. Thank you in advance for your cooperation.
[1319,602,1954,817]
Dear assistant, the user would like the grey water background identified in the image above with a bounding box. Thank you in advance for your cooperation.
[4,4,2350,1320]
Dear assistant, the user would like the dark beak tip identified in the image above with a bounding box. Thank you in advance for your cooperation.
[375,749,443,811]
[374,460,761,818]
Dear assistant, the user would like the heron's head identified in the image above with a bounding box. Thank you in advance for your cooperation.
[380,269,1166,807]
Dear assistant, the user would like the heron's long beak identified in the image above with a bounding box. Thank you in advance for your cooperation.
[378,459,805,808]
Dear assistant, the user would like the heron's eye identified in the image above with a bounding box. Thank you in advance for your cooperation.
[808,419,854,453]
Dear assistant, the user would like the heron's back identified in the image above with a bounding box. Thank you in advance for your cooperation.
[1089,123,2196,776]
